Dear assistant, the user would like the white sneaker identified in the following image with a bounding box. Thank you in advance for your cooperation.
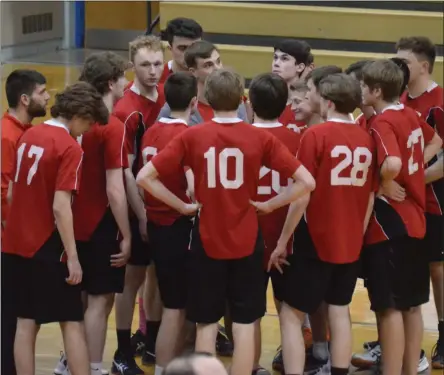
[54,352,109,375]
[418,350,429,373]
[351,344,381,368]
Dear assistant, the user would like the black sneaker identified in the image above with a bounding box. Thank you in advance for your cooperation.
[130,330,146,357]
[432,339,444,370]
[272,346,283,372]
[112,351,144,375]
[141,350,156,366]
[216,327,233,357]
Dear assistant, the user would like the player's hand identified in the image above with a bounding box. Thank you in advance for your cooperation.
[381,180,406,202]
[250,200,272,215]
[66,256,82,285]
[267,242,290,274]
[139,217,148,243]
[180,202,201,216]
[111,237,131,267]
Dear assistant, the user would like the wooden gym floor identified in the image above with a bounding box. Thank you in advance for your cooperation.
[1,59,440,374]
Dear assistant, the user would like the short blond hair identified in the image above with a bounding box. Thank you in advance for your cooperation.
[129,35,164,62]
[362,59,403,102]
[205,69,244,111]
[319,73,361,114]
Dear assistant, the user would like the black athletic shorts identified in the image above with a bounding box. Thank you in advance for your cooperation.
[186,218,266,325]
[362,236,430,312]
[14,232,83,324]
[128,215,151,266]
[424,213,444,262]
[264,268,285,306]
[77,209,125,295]
[148,216,193,309]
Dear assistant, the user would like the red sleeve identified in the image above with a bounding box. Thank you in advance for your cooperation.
[114,110,139,156]
[56,144,84,192]
[262,132,301,179]
[103,120,125,170]
[151,134,186,177]
[296,130,318,178]
[419,116,436,144]
[1,137,15,221]
[370,120,401,167]
[432,107,444,141]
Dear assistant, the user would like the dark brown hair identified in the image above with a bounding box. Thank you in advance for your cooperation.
[306,65,343,89]
[345,60,374,81]
[396,36,436,73]
[164,72,197,111]
[79,51,128,95]
[362,59,404,103]
[50,82,109,125]
[204,69,243,111]
[319,73,362,114]
[184,40,218,69]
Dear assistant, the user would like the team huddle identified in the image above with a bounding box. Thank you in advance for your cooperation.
[1,16,443,375]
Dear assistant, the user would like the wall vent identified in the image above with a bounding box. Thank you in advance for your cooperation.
[22,13,53,35]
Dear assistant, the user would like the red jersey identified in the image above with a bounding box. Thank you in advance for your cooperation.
[113,83,165,173]
[297,119,376,263]
[197,101,214,122]
[279,104,307,133]
[3,119,83,259]
[140,117,190,225]
[151,117,301,260]
[401,82,444,215]
[366,104,436,244]
[159,61,174,84]
[253,122,301,268]
[356,113,375,132]
[1,113,31,234]
[72,115,126,241]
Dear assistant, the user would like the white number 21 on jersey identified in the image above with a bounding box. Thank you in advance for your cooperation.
[204,147,244,189]
[330,145,372,186]
[15,143,45,185]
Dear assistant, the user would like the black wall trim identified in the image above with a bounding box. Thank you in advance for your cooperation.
[247,1,443,12]
[161,31,444,56]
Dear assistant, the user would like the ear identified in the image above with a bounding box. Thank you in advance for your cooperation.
[296,63,306,75]
[20,93,31,107]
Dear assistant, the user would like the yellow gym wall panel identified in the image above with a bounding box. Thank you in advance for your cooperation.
[85,1,147,31]
[159,2,443,45]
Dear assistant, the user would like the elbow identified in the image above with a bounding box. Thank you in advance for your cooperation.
[52,199,65,219]
[381,157,402,180]
[135,171,146,188]
[303,174,316,193]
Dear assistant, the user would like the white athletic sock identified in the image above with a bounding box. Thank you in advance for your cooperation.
[302,314,311,329]
[154,365,164,375]
[313,341,329,361]
[90,362,102,375]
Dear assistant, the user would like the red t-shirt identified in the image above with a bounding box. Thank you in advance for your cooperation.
[298,119,376,263]
[356,113,375,132]
[1,113,31,235]
[113,83,165,171]
[279,104,307,134]
[366,104,436,244]
[3,120,83,259]
[159,61,174,84]
[72,115,126,241]
[151,118,301,260]
[253,122,301,268]
[401,83,444,215]
[140,118,191,225]
[197,101,214,122]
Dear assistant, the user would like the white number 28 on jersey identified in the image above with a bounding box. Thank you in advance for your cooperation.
[204,147,244,189]
[330,145,372,186]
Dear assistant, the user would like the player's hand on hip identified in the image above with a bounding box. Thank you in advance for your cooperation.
[267,243,290,274]
[180,202,201,216]
[66,256,82,285]
[139,216,149,243]
[111,237,131,267]
[250,200,272,215]
[381,180,406,202]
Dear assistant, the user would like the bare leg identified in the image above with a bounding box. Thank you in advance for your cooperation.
[195,323,218,354]
[156,308,186,366]
[402,307,423,375]
[253,319,262,368]
[14,318,39,375]
[328,304,352,368]
[431,262,444,321]
[60,321,90,375]
[231,322,255,375]
[379,309,404,375]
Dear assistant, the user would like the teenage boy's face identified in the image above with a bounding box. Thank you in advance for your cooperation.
[291,90,312,122]
[272,50,299,82]
[306,78,321,114]
[170,36,201,69]
[396,49,427,84]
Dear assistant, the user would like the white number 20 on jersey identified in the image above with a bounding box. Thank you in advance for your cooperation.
[204,147,244,189]
[330,145,372,186]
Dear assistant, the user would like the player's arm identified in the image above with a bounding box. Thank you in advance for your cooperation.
[425,152,444,184]
[185,167,195,202]
[424,132,442,164]
[371,125,402,181]
[364,192,375,233]
[1,137,15,227]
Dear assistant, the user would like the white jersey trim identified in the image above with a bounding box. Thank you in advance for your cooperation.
[252,122,283,128]
[44,118,70,134]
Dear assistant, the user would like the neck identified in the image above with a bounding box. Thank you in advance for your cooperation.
[373,100,396,114]
[102,92,114,115]
[307,113,322,127]
[134,77,157,97]
[254,116,279,124]
[213,110,239,119]
[171,60,187,73]
[327,111,353,122]
[54,116,69,128]
[407,76,432,97]
[169,109,191,124]
[197,81,207,104]
[7,107,32,125]
[361,105,375,119]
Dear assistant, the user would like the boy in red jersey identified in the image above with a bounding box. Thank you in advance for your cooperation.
[1,69,50,375]
[290,80,322,128]
[140,72,197,375]
[113,35,165,370]
[272,73,377,375]
[397,36,444,369]
[160,17,203,84]
[360,59,442,375]
[271,39,313,132]
[136,69,315,375]
[3,82,109,375]
[248,73,302,374]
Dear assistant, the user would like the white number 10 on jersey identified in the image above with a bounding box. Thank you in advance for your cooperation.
[204,147,244,189]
